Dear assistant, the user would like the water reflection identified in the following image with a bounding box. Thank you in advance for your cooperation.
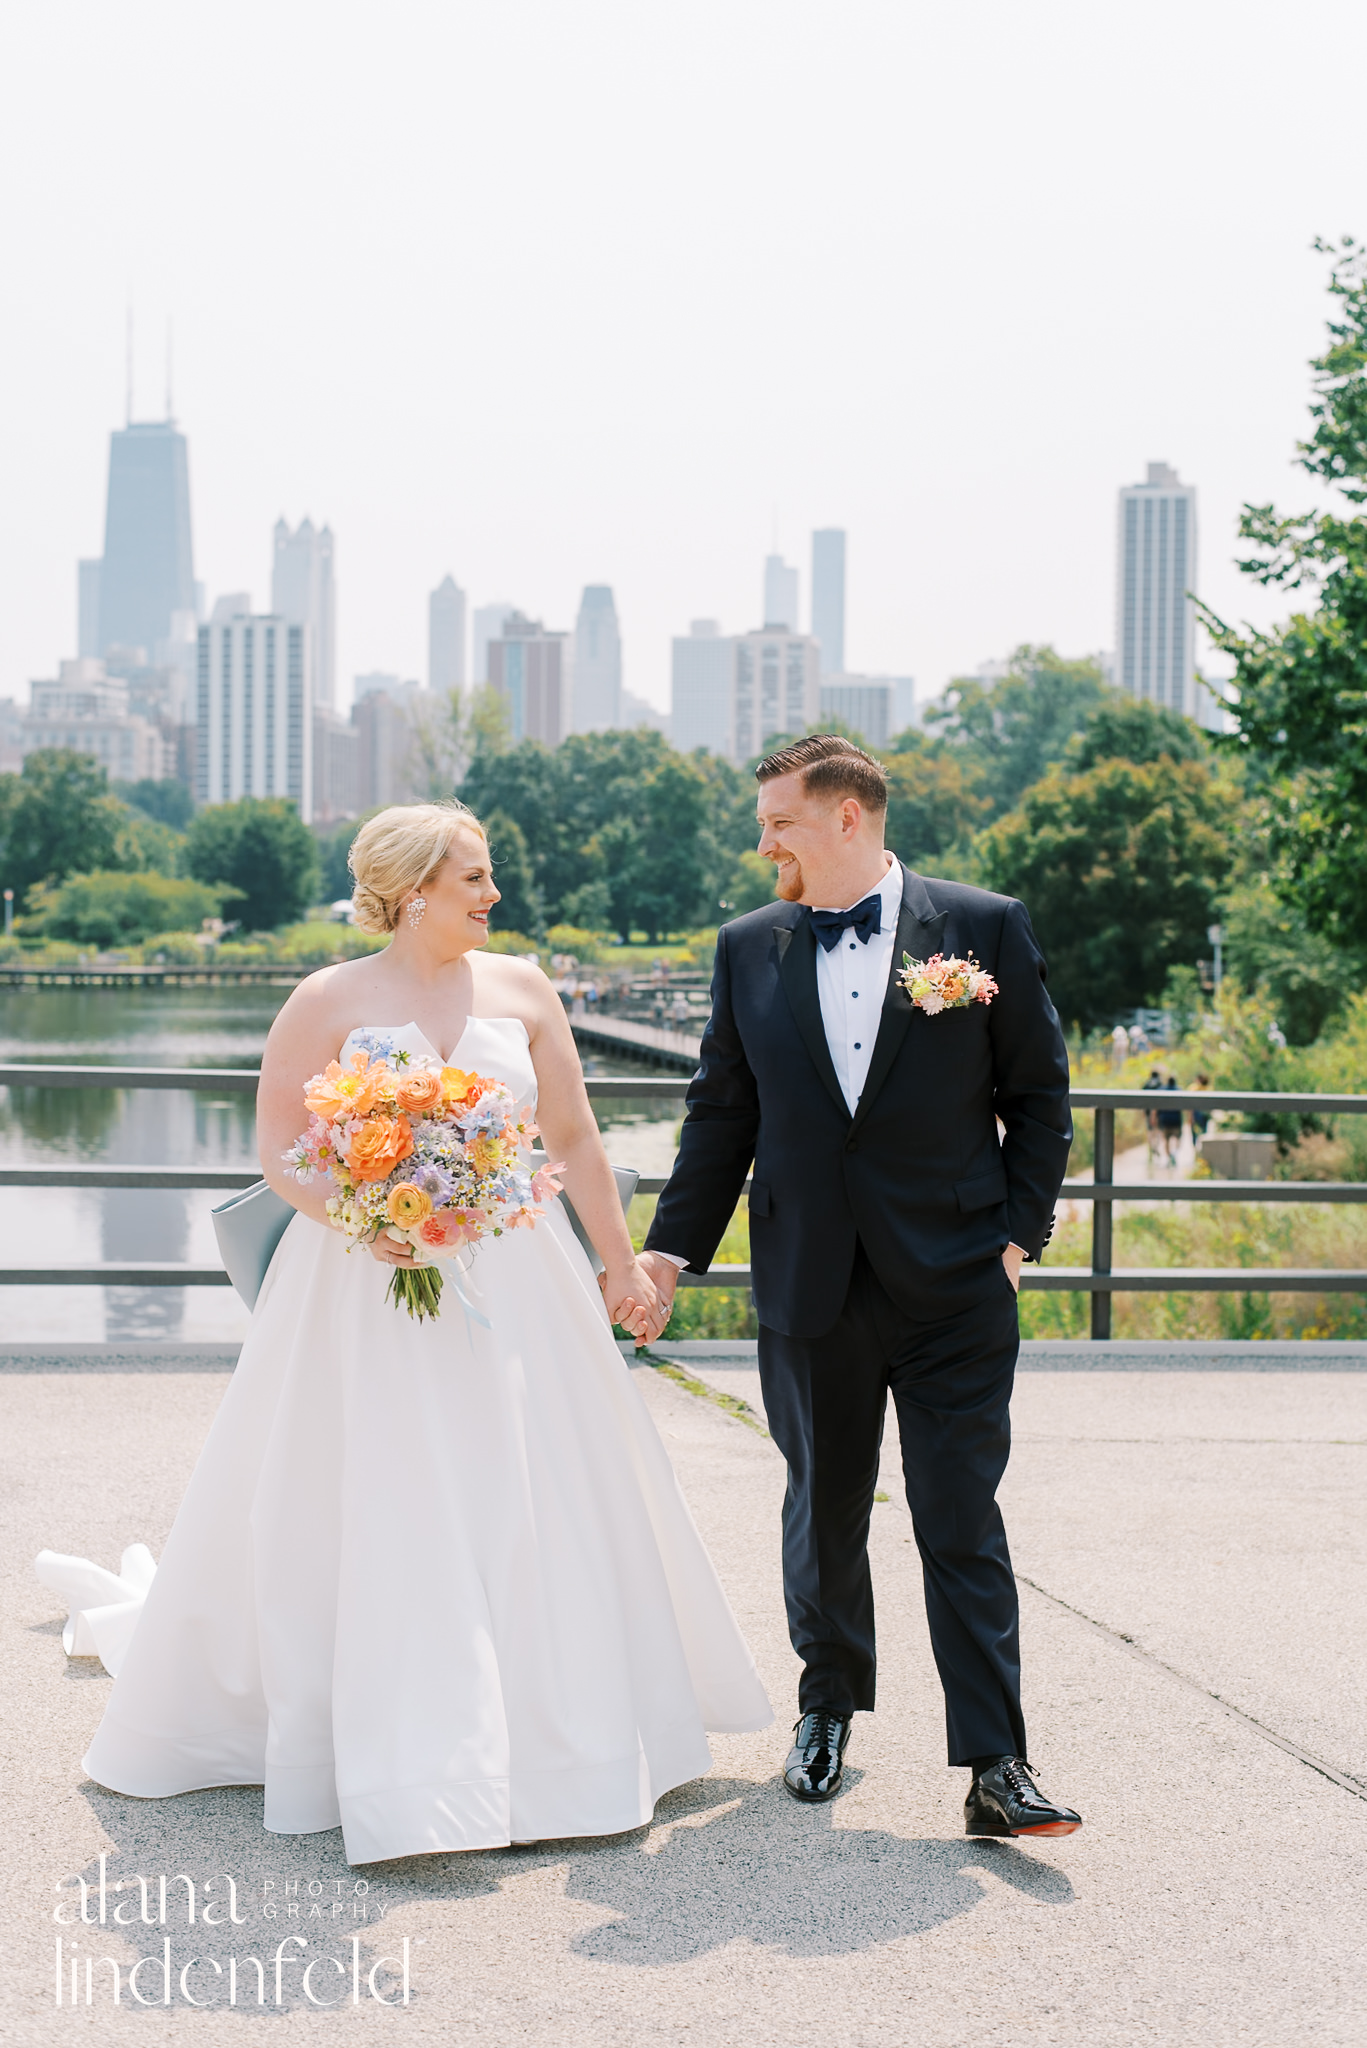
[0,988,681,1342]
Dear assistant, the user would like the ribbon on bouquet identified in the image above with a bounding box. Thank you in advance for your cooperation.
[449,1263,492,1331]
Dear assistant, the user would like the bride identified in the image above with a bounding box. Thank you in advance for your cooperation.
[80,800,771,1864]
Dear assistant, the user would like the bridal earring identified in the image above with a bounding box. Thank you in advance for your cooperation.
[407,895,427,930]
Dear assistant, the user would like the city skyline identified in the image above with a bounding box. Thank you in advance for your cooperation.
[4,4,1355,722]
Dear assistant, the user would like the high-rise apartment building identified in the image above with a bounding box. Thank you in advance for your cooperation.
[195,608,312,820]
[811,529,846,675]
[671,621,736,757]
[734,626,821,761]
[352,687,426,811]
[819,677,892,750]
[23,659,165,782]
[272,519,336,712]
[763,555,800,631]
[1115,462,1203,721]
[96,419,196,660]
[488,614,565,746]
[571,586,622,732]
[77,560,103,659]
[473,603,516,685]
[313,708,359,824]
[428,577,466,695]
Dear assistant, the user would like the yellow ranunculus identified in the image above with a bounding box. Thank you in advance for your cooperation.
[387,1182,434,1226]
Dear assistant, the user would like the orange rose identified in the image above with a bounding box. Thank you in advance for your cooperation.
[305,1051,392,1124]
[394,1068,445,1116]
[344,1115,415,1184]
[440,1066,488,1107]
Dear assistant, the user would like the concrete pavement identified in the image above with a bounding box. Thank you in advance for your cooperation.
[3,1349,1365,2046]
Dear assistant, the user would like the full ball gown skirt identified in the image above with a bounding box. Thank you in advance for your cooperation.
[82,1018,771,1864]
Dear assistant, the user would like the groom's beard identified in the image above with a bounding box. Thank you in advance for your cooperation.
[770,854,804,902]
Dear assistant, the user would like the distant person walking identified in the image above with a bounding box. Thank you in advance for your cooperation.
[1157,1076,1183,1166]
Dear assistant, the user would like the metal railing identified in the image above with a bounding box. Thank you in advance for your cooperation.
[0,1069,1364,1334]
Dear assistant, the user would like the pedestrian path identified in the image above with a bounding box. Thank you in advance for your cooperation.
[3,1351,1364,2045]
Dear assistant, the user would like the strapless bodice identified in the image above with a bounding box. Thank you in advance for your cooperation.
[337,1016,536,1112]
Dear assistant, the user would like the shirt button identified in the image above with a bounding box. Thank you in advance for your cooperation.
[854,1041,861,1050]
[851,991,858,998]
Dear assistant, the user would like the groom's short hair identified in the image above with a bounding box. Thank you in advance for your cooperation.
[755,733,887,814]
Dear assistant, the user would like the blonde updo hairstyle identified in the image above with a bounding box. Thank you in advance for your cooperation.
[348,800,487,936]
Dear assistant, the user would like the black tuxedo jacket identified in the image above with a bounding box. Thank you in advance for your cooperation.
[645,865,1072,1338]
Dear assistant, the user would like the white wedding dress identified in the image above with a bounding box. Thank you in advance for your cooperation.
[77,1018,771,1864]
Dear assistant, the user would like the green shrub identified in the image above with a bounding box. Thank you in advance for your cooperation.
[23,871,231,949]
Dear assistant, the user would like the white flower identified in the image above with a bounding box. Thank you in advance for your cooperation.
[919,990,946,1015]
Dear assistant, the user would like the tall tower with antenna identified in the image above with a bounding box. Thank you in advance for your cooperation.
[96,311,196,661]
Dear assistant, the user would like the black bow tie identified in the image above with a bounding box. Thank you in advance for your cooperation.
[809,895,882,952]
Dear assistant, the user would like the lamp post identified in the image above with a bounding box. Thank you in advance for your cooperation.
[1207,923,1223,994]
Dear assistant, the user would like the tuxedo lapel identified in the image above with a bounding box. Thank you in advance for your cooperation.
[775,915,849,1120]
[848,869,948,1137]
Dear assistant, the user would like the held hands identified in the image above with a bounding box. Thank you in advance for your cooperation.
[600,1254,675,1348]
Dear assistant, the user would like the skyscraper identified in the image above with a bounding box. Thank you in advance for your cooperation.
[473,603,516,685]
[571,585,622,731]
[671,621,736,756]
[811,529,846,675]
[272,519,336,711]
[97,420,195,659]
[487,614,565,746]
[195,608,312,820]
[1115,462,1201,721]
[763,555,799,631]
[734,626,821,760]
[428,576,467,694]
[77,560,102,658]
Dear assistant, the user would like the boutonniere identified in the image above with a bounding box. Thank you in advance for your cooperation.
[898,951,999,1016]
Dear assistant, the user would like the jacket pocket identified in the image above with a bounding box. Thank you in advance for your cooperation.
[955,1166,1008,1213]
[748,1181,772,1217]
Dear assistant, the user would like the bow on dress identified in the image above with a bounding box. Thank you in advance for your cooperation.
[34,1544,157,1677]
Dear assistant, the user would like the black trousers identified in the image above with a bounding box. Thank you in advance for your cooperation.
[757,1243,1025,1766]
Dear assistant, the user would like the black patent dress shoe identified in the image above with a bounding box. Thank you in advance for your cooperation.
[782,1712,851,1802]
[965,1758,1081,1838]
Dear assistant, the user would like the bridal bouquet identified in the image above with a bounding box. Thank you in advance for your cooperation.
[285,1045,563,1321]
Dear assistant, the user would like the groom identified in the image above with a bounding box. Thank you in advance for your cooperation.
[637,734,1081,1838]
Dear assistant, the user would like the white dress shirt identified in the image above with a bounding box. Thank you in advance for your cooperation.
[813,855,903,1115]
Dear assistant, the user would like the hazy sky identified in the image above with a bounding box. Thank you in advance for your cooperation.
[2,0,1364,713]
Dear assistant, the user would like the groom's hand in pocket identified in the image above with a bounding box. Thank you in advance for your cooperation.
[1002,1242,1026,1294]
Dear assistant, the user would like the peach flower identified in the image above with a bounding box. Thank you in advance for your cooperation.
[345,1115,415,1184]
[387,1182,434,1226]
[418,1210,473,1248]
[305,1051,392,1124]
[394,1067,445,1116]
[440,1067,488,1108]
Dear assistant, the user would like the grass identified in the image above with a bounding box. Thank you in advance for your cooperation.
[624,1189,1367,1344]
[1022,1201,1367,1340]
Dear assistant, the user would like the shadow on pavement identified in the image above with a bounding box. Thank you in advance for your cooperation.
[65,1771,1074,2010]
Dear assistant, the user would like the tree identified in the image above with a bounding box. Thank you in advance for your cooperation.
[882,737,989,869]
[976,754,1238,1027]
[720,850,778,916]
[1068,697,1206,773]
[24,871,231,949]
[924,647,1115,818]
[185,799,320,931]
[460,729,717,937]
[1200,237,1367,951]
[0,750,130,910]
[114,778,195,830]
[483,809,543,936]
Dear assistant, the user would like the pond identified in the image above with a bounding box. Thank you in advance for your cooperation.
[0,987,682,1344]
